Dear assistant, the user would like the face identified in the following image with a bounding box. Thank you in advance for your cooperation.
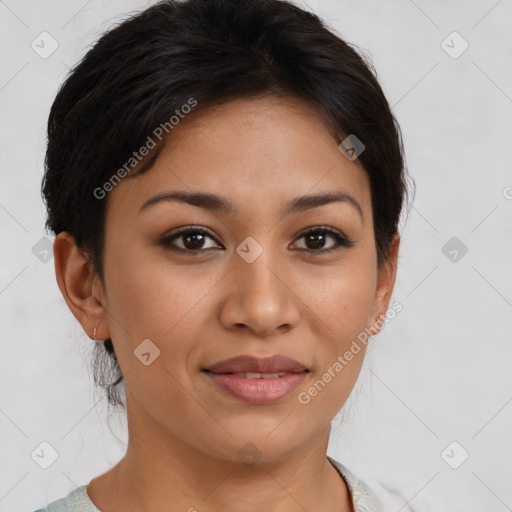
[70,95,398,465]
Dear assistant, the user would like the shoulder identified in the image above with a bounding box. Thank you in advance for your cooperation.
[327,456,383,512]
[33,485,101,512]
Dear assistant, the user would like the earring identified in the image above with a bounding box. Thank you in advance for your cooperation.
[93,327,97,341]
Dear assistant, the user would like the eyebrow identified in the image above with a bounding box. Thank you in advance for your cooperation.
[138,189,363,221]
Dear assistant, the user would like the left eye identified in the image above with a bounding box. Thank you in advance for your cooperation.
[291,227,354,252]
[160,226,354,254]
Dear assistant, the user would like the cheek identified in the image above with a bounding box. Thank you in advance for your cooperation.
[297,259,376,408]
[101,246,211,407]
[303,260,376,344]
[104,238,188,330]
[102,241,222,369]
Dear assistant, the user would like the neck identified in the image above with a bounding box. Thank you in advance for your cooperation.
[87,393,353,512]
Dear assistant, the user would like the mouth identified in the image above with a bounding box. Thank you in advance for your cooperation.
[201,354,310,404]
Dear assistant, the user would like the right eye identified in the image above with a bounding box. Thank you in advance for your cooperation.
[159,227,224,254]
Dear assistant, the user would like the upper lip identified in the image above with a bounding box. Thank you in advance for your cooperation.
[204,355,309,374]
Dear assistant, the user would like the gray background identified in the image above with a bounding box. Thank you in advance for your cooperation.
[1,0,511,510]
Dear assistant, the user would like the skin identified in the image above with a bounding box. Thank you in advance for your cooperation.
[54,94,399,512]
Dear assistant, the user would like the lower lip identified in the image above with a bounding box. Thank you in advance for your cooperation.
[203,371,308,404]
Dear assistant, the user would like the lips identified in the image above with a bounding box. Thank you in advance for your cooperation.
[202,355,310,404]
[203,354,309,374]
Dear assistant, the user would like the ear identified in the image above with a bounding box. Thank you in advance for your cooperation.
[53,232,110,341]
[369,233,400,335]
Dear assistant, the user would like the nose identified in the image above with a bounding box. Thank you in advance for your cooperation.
[218,245,301,337]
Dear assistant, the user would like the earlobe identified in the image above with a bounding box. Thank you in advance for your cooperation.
[53,232,109,341]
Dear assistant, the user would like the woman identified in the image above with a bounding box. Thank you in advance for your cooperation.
[36,0,411,510]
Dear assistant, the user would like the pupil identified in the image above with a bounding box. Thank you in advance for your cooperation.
[185,233,205,249]
[307,233,324,250]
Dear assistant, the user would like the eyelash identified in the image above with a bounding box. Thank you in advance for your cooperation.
[159,226,354,255]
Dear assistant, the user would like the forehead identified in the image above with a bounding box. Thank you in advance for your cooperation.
[106,95,371,225]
